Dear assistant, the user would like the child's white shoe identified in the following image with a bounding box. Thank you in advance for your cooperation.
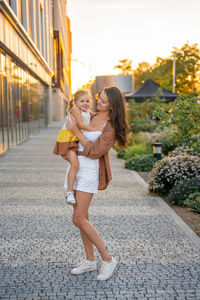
[65,191,76,206]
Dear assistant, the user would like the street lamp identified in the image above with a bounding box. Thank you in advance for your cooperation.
[153,143,162,160]
[172,50,176,93]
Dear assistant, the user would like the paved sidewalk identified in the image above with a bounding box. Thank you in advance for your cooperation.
[0,122,200,300]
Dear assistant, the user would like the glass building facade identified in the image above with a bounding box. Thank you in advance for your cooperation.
[0,0,71,154]
[0,49,48,154]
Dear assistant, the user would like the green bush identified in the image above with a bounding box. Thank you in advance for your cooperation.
[161,134,177,156]
[144,94,200,154]
[124,143,152,160]
[129,131,152,146]
[117,149,126,159]
[125,155,158,171]
[149,154,200,194]
[128,97,169,134]
[184,192,200,213]
[113,146,121,152]
[168,177,200,205]
[149,126,177,155]
[171,94,200,153]
[130,118,157,133]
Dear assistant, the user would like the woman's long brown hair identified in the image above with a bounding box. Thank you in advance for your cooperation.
[104,86,129,148]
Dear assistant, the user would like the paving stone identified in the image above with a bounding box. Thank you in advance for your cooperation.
[0,122,200,300]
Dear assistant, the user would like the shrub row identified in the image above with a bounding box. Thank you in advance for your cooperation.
[125,155,158,172]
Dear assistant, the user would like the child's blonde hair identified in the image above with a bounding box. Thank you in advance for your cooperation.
[67,89,91,112]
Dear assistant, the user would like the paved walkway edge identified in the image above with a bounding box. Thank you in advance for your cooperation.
[130,170,200,250]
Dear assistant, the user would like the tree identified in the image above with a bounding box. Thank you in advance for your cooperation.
[134,57,173,90]
[133,62,151,89]
[114,59,133,75]
[150,58,173,92]
[133,42,200,94]
[127,96,170,133]
[171,94,200,151]
[148,94,200,153]
[172,42,200,94]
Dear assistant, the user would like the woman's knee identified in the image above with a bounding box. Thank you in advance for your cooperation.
[73,215,86,228]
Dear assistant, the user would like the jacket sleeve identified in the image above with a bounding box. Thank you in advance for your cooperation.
[80,122,116,159]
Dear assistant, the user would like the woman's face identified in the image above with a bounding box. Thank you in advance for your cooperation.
[97,91,112,112]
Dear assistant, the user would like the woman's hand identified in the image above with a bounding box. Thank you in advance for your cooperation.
[65,117,80,136]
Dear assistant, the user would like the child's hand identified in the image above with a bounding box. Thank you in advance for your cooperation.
[65,117,80,135]
[65,115,75,128]
[65,119,70,128]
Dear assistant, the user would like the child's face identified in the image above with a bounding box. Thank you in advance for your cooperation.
[75,94,91,112]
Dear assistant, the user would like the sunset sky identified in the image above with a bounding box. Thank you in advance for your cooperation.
[67,0,200,92]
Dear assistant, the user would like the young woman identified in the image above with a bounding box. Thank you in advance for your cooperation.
[65,86,128,281]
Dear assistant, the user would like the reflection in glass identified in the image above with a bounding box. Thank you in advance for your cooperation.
[0,52,6,74]
[0,50,48,154]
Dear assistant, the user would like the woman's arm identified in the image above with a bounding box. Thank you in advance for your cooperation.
[65,119,115,159]
[71,107,96,131]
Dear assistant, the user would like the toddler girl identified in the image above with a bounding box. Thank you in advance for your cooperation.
[53,89,96,206]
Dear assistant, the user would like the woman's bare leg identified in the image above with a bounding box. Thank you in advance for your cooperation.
[73,191,94,261]
[73,191,111,262]
[67,151,79,191]
[80,230,95,261]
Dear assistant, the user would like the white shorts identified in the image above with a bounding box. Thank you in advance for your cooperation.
[64,155,99,194]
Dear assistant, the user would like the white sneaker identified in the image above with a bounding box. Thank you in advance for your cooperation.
[71,260,97,274]
[65,191,76,206]
[97,257,118,281]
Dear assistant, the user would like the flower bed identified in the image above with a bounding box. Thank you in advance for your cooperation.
[149,154,200,194]
[168,177,200,205]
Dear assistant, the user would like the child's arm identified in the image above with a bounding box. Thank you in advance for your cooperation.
[89,111,96,118]
[71,107,96,131]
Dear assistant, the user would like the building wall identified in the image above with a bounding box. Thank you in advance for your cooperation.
[0,0,53,154]
[95,75,133,93]
[0,0,71,153]
[90,75,134,111]
[0,51,48,152]
[52,88,66,121]
[52,0,71,121]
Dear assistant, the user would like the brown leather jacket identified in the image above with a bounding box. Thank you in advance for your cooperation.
[79,120,116,190]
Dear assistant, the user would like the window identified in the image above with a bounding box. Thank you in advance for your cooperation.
[28,0,32,38]
[34,0,38,46]
[18,0,23,23]
[40,4,44,56]
[53,33,58,84]
[60,48,63,81]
